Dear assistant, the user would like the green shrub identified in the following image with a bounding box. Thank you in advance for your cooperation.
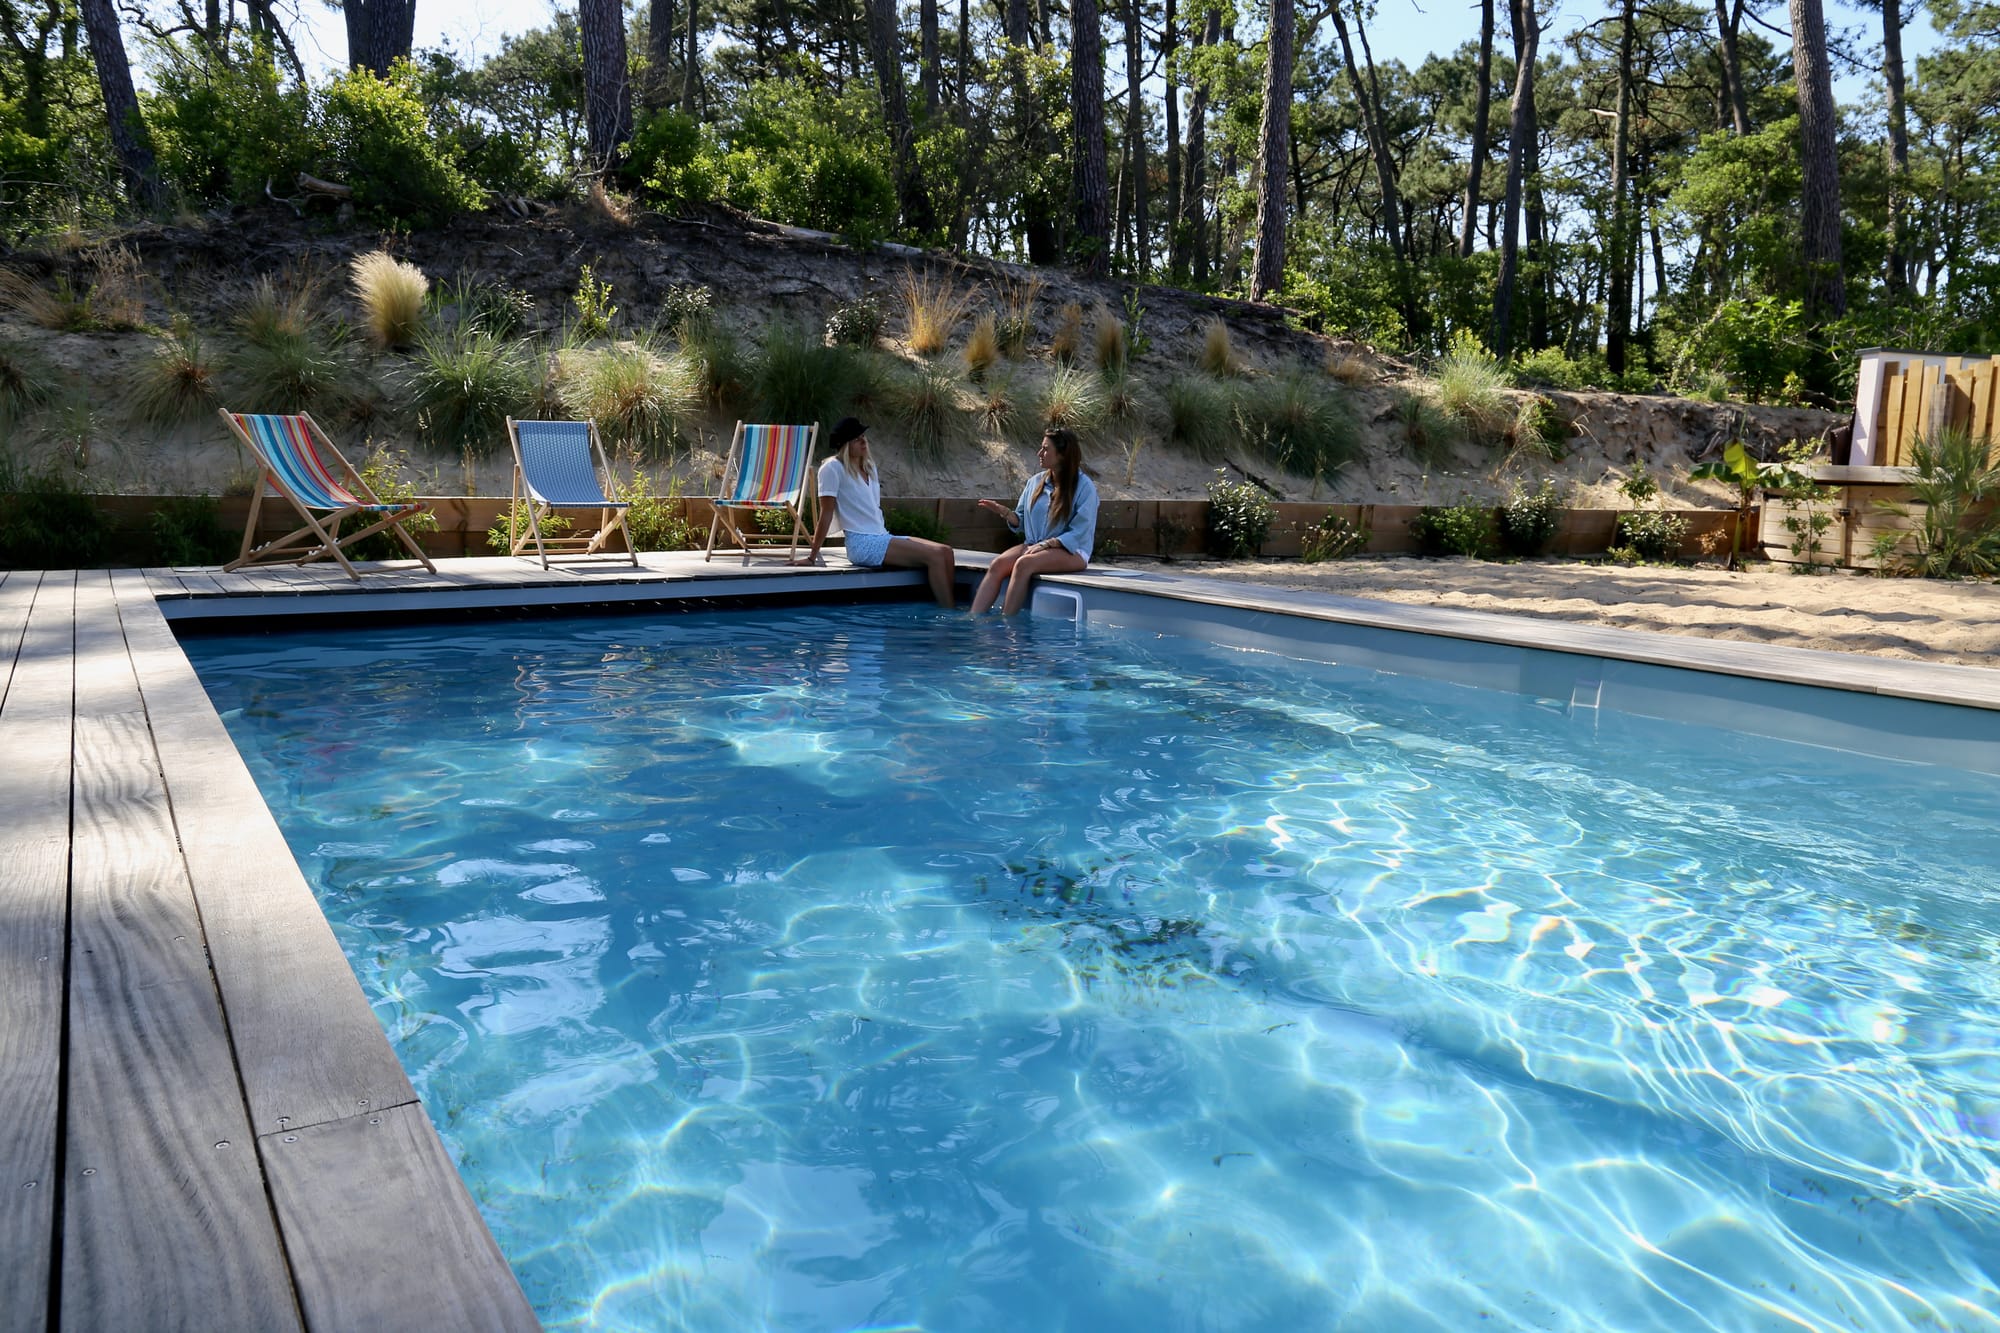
[707,79,897,240]
[659,284,713,335]
[1234,372,1361,480]
[1887,427,2000,577]
[0,460,109,568]
[1206,471,1274,558]
[571,265,617,340]
[1162,374,1233,461]
[886,505,950,543]
[1510,346,1603,391]
[465,285,536,338]
[487,500,570,554]
[1432,329,1511,436]
[405,331,535,456]
[317,64,482,227]
[559,343,701,459]
[147,495,237,566]
[1408,501,1494,557]
[145,38,314,206]
[620,471,698,551]
[626,108,715,210]
[1496,478,1564,557]
[1612,509,1690,562]
[826,298,886,349]
[752,321,864,425]
[1301,510,1368,562]
[339,448,439,560]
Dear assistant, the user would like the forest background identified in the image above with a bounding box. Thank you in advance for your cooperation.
[2,0,1994,406]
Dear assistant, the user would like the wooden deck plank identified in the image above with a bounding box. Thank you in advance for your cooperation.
[106,571,419,1133]
[0,572,73,1333]
[0,569,37,703]
[261,1103,536,1331]
[60,574,302,1330]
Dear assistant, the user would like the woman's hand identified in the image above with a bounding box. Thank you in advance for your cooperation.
[791,551,822,566]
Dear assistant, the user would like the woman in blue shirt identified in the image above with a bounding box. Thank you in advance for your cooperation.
[970,428,1099,615]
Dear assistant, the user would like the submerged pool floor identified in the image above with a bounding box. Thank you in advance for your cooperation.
[187,604,2000,1331]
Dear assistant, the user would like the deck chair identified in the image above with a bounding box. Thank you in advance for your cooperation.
[704,421,818,564]
[504,418,638,569]
[218,411,437,580]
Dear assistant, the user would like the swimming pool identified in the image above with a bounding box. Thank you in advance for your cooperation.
[185,603,2000,1330]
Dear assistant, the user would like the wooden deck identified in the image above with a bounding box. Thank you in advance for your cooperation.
[6,549,1999,1331]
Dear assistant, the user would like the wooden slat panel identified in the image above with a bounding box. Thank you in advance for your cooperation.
[1879,363,1907,466]
[105,571,419,1133]
[261,1103,537,1331]
[0,572,72,1333]
[61,574,302,1329]
[1909,361,1941,460]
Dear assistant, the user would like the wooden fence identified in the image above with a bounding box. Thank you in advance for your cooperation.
[1869,354,2000,466]
[85,494,1749,563]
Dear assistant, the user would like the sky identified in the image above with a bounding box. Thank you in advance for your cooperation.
[284,0,1941,97]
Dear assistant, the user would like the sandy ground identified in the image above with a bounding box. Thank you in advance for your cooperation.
[1120,556,2000,668]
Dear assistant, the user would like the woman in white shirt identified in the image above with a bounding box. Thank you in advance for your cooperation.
[971,428,1098,615]
[796,416,957,607]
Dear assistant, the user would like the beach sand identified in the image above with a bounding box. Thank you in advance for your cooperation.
[1123,557,2000,668]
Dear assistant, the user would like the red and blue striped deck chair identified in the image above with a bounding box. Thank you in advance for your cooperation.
[505,418,638,569]
[217,411,437,579]
[704,420,818,564]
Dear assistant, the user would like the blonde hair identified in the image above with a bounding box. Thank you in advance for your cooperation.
[836,436,873,482]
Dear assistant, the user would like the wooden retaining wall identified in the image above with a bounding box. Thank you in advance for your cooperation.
[85,494,1749,562]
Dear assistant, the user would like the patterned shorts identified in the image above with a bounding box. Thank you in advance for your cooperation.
[844,531,893,566]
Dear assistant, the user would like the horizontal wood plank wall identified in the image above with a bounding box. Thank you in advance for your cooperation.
[0,571,69,1333]
[63,573,301,1329]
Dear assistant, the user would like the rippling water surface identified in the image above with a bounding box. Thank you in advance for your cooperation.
[185,604,2000,1331]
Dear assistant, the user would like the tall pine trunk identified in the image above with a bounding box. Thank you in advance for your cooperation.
[1164,0,1183,268]
[343,0,416,77]
[1491,0,1539,357]
[1071,0,1111,274]
[1249,0,1294,300]
[1714,0,1751,133]
[1008,0,1062,261]
[580,0,634,169]
[1459,0,1493,257]
[1125,0,1150,273]
[80,0,161,207]
[1185,9,1219,282]
[1883,0,1910,295]
[682,0,700,113]
[866,0,934,233]
[1605,0,1635,372]
[1788,0,1846,318]
[646,0,678,109]
[920,0,941,116]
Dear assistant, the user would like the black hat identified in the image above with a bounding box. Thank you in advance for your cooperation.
[828,416,867,450]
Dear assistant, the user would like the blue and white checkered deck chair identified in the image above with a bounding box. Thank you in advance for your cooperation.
[703,421,818,564]
[504,418,638,569]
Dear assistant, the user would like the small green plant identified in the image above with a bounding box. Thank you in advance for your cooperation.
[1760,441,1833,570]
[1880,427,2000,577]
[660,284,713,334]
[753,505,794,534]
[886,505,951,542]
[487,500,571,553]
[826,297,885,348]
[1496,478,1564,557]
[571,265,618,339]
[1301,510,1368,562]
[1206,470,1274,558]
[467,285,536,338]
[1162,375,1233,461]
[1409,500,1494,558]
[620,470,698,551]
[1121,290,1152,360]
[1690,439,1805,569]
[147,494,237,566]
[342,448,439,560]
[1613,508,1692,562]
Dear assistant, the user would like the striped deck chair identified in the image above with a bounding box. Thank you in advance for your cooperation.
[218,411,437,580]
[505,418,638,569]
[704,421,818,564]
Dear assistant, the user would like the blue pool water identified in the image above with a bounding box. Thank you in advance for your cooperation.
[186,604,2000,1331]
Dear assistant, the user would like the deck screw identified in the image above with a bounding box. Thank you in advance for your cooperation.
[214,1142,230,1150]
[357,1098,369,1107]
[22,1181,36,1190]
[80,1168,95,1176]
[368,1117,381,1126]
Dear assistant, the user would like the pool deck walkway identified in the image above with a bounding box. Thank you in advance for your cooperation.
[5,549,1999,1331]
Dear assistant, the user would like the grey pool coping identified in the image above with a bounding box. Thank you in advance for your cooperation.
[13,549,1993,1327]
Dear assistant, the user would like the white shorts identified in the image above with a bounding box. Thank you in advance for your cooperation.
[845,531,893,566]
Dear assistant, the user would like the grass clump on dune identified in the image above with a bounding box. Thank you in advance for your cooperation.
[880,360,965,462]
[560,341,702,459]
[1197,317,1244,376]
[0,338,58,423]
[964,312,1000,381]
[1432,329,1512,436]
[751,321,863,426]
[898,268,973,357]
[1038,364,1106,435]
[351,250,428,349]
[1235,371,1361,480]
[405,330,535,456]
[1162,375,1233,461]
[130,316,223,427]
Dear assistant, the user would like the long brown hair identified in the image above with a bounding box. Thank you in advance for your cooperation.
[1029,428,1083,531]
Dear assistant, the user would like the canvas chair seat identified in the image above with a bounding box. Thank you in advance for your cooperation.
[506,418,638,569]
[704,421,817,564]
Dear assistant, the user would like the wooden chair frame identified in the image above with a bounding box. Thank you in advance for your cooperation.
[505,418,639,570]
[218,411,437,580]
[703,421,818,565]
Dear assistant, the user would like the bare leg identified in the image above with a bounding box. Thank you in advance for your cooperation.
[970,545,1025,614]
[885,536,956,607]
[999,547,1087,615]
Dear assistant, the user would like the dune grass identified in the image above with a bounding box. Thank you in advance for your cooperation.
[898,268,974,357]
[1162,374,1234,461]
[405,330,536,456]
[130,316,223,427]
[1432,330,1512,436]
[1038,363,1106,434]
[1092,303,1126,373]
[560,341,702,459]
[1236,371,1361,479]
[752,321,864,425]
[1048,301,1084,364]
[1197,318,1243,376]
[964,312,1000,381]
[880,360,965,462]
[352,250,429,349]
